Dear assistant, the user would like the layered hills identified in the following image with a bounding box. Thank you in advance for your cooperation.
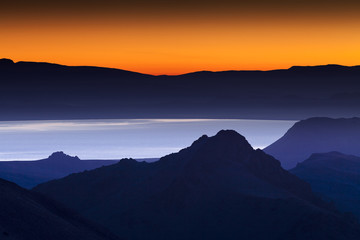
[0,152,119,189]
[264,117,360,169]
[290,151,360,219]
[34,130,360,240]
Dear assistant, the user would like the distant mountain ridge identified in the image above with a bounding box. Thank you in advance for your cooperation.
[264,117,360,169]
[34,130,360,240]
[1,58,360,120]
[290,151,360,219]
[3,58,359,75]
[0,152,119,189]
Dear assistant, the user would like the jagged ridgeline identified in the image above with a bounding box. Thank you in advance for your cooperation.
[34,130,360,240]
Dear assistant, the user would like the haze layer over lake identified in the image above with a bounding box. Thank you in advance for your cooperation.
[0,119,295,161]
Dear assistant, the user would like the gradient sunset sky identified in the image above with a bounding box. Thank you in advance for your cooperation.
[1,0,359,75]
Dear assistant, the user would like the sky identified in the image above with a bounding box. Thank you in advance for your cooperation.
[0,119,295,161]
[1,0,360,75]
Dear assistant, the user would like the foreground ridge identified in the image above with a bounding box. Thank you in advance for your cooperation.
[34,130,360,240]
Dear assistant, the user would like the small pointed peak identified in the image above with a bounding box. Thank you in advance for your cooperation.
[48,151,80,161]
[49,151,66,157]
[120,158,135,161]
[214,130,249,143]
[213,130,253,151]
[198,134,209,140]
[184,130,254,158]
[118,158,138,165]
[215,129,242,137]
[190,134,209,147]
[189,130,252,151]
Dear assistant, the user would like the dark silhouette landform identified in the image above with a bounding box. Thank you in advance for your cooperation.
[0,152,119,189]
[34,130,360,240]
[0,152,158,189]
[1,58,360,120]
[0,178,120,240]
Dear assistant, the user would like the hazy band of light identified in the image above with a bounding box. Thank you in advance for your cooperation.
[0,119,295,161]
[0,119,236,132]
[0,119,294,132]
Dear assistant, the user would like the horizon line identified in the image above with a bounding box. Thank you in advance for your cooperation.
[2,58,360,76]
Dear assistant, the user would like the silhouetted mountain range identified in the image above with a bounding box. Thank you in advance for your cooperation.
[0,152,119,189]
[0,178,119,240]
[34,130,360,240]
[290,152,360,219]
[1,58,360,120]
[264,117,360,169]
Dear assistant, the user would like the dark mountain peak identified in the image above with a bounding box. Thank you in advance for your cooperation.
[168,130,253,163]
[189,134,208,147]
[0,58,14,64]
[215,129,249,141]
[47,151,80,161]
[117,158,138,165]
[160,130,313,201]
[49,151,66,157]
[0,58,15,69]
[33,132,358,240]
[173,130,254,163]
[207,129,253,152]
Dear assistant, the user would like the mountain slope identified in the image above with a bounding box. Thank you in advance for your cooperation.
[34,130,360,240]
[0,152,119,189]
[290,152,360,218]
[1,59,360,120]
[264,117,360,169]
[0,178,119,240]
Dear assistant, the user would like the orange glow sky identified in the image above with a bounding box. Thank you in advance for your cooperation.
[1,0,360,75]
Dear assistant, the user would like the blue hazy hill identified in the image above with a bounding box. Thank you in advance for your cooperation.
[264,117,360,169]
[290,151,360,219]
[0,152,120,188]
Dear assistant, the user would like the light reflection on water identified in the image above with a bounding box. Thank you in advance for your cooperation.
[0,119,296,161]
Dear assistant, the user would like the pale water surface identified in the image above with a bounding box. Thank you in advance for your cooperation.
[0,119,295,161]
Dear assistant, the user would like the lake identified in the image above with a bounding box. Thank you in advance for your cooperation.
[0,119,296,161]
